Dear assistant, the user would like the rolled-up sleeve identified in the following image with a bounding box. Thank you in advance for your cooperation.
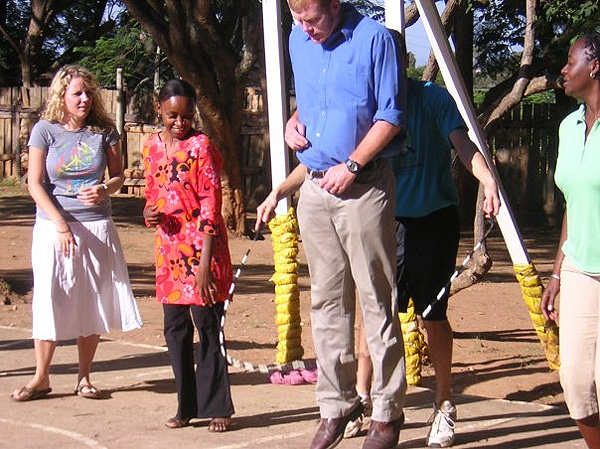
[372,31,406,128]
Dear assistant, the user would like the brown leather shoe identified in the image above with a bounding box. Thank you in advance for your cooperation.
[310,403,364,449]
[361,413,404,449]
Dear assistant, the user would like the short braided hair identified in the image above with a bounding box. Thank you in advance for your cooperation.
[581,33,600,79]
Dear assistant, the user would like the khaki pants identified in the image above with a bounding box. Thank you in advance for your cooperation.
[297,160,406,422]
[559,257,600,420]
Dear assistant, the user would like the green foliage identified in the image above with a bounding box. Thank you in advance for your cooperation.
[475,0,600,81]
[543,0,599,30]
[0,0,123,85]
[74,17,169,90]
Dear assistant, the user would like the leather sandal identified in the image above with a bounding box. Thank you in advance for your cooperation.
[165,417,191,429]
[74,384,103,399]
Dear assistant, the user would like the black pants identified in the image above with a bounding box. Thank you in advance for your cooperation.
[396,205,460,321]
[163,303,234,420]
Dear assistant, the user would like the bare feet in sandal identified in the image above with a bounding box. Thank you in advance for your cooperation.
[11,386,52,402]
[74,383,103,399]
[208,417,232,432]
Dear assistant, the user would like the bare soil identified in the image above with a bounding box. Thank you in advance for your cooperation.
[0,185,564,409]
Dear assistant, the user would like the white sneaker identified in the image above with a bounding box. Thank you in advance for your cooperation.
[343,396,372,438]
[426,400,457,448]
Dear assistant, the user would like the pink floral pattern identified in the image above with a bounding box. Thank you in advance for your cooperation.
[143,131,232,305]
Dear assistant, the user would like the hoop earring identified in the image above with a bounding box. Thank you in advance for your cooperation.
[591,72,596,79]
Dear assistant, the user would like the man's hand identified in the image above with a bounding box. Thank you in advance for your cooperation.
[285,113,309,151]
[256,192,279,231]
[319,163,356,195]
[482,180,501,217]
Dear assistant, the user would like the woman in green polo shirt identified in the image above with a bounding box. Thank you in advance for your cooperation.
[542,33,600,448]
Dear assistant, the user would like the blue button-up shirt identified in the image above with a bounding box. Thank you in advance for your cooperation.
[289,4,406,171]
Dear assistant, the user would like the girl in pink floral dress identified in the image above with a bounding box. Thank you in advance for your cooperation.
[143,79,234,432]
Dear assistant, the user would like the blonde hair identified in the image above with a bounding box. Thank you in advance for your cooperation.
[42,65,114,132]
[288,0,331,11]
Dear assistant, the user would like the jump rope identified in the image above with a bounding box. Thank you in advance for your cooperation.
[422,215,495,318]
[215,222,316,373]
[216,215,495,370]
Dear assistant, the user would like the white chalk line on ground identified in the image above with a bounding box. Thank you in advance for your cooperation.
[0,418,108,449]
[209,431,307,449]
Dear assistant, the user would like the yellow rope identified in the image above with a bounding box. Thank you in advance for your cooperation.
[269,207,304,364]
[514,263,560,371]
[399,299,428,386]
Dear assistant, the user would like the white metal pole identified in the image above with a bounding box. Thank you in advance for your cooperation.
[385,0,405,34]
[262,0,291,215]
[414,0,530,265]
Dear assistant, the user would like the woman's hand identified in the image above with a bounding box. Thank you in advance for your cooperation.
[143,205,165,226]
[541,277,560,321]
[56,220,76,258]
[77,184,108,206]
[194,262,218,306]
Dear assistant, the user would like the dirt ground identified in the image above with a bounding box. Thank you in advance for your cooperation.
[0,184,565,410]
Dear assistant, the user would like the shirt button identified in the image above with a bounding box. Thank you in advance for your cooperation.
[316,132,321,137]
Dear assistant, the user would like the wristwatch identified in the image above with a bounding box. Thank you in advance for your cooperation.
[344,158,361,174]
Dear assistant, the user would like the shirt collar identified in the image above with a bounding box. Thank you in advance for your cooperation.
[575,104,586,123]
[322,3,362,50]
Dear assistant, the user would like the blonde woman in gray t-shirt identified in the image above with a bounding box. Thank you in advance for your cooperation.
[11,65,142,402]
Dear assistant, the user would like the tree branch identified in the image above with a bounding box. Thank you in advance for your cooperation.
[421,0,461,81]
[0,23,21,55]
[482,0,536,128]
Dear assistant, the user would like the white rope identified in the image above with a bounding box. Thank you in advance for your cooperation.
[216,225,314,373]
[422,216,495,318]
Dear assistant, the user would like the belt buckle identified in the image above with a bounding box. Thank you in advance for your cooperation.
[308,168,327,179]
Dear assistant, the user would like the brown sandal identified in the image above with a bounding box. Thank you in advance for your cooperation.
[74,384,103,399]
[165,417,191,429]
[11,386,52,402]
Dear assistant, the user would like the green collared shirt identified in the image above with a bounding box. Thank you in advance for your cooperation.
[555,104,600,273]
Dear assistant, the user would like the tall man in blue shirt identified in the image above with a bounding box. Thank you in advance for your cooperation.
[272,1,407,449]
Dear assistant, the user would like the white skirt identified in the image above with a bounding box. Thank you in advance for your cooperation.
[31,217,142,341]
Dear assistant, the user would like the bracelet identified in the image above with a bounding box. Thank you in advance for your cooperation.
[101,183,109,192]
[550,273,560,281]
[57,229,71,234]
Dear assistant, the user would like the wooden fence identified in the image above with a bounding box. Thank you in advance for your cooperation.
[490,102,566,216]
[0,85,269,205]
[0,85,569,216]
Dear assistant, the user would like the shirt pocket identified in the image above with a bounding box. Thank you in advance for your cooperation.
[330,63,369,103]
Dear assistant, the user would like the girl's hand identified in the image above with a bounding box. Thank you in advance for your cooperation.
[143,205,165,226]
[56,221,76,258]
[194,262,217,306]
[541,277,560,321]
[77,184,108,206]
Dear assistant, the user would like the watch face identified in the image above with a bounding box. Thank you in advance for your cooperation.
[346,159,359,173]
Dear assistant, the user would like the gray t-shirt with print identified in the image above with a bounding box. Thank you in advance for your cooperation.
[28,120,119,221]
